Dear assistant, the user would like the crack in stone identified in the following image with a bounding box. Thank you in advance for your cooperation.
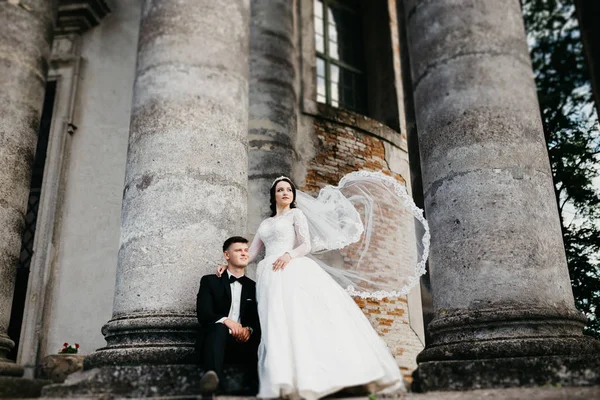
[424,170,472,199]
[413,50,531,91]
[424,167,553,199]
[0,51,46,83]
[124,172,247,196]
[135,61,247,85]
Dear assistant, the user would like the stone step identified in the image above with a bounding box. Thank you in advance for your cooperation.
[41,365,256,398]
[38,386,600,399]
[0,376,52,399]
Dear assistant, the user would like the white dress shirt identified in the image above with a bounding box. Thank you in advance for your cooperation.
[216,271,243,324]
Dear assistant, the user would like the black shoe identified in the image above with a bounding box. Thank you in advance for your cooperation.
[199,370,219,393]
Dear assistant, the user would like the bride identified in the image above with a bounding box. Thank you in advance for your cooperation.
[218,174,429,399]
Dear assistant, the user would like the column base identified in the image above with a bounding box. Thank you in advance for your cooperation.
[83,313,199,369]
[414,306,600,391]
[41,364,257,398]
[413,353,600,392]
[83,345,197,369]
[0,376,52,398]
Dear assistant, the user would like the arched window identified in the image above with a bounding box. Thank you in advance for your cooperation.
[314,0,367,114]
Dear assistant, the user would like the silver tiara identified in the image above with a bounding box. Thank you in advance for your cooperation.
[271,176,291,188]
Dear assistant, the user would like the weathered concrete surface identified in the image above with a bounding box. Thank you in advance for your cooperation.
[0,376,51,398]
[403,386,600,400]
[413,355,600,392]
[402,0,600,391]
[83,0,251,369]
[248,0,296,232]
[36,385,600,399]
[0,0,55,375]
[42,365,255,397]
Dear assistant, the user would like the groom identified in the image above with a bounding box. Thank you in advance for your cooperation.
[196,236,261,393]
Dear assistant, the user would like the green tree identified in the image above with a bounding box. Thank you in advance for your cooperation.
[522,0,600,338]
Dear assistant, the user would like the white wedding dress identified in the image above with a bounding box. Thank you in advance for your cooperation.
[248,208,404,400]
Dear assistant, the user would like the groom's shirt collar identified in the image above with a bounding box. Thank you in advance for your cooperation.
[226,270,245,279]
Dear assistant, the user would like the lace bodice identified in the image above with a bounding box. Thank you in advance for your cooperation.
[248,209,311,261]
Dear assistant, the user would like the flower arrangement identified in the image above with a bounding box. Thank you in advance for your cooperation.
[59,342,79,354]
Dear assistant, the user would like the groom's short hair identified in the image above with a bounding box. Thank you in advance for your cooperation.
[223,236,249,252]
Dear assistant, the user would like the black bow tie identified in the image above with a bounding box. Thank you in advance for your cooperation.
[229,275,245,284]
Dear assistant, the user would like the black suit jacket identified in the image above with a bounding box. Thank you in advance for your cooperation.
[195,273,261,352]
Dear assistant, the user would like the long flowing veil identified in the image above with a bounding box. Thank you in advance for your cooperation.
[295,170,430,299]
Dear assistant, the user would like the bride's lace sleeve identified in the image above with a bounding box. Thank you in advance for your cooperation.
[248,229,264,264]
[289,209,312,259]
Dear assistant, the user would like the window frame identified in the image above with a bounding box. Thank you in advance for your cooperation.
[315,0,366,113]
[16,47,81,377]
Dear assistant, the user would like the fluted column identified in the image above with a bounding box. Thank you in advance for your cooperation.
[248,0,296,231]
[402,0,600,391]
[0,0,55,376]
[85,0,250,367]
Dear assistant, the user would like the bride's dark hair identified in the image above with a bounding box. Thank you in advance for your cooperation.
[270,178,297,217]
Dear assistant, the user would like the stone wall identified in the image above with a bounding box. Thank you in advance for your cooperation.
[40,0,141,364]
[299,104,424,381]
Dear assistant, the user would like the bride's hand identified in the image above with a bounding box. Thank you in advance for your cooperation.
[273,253,291,271]
[216,265,227,277]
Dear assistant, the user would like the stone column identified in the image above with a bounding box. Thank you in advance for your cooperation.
[248,0,296,231]
[0,0,55,377]
[84,0,250,368]
[402,0,600,391]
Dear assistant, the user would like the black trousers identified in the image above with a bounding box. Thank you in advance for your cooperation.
[202,323,259,381]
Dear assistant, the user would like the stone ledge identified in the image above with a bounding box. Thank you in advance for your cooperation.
[38,386,600,399]
[405,386,600,399]
[0,376,52,398]
[305,103,406,150]
[414,354,600,392]
[0,359,24,376]
[42,364,257,398]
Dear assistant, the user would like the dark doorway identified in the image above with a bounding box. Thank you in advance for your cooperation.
[7,81,57,361]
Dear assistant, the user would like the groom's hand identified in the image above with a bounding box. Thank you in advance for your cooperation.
[223,318,245,338]
[235,328,251,343]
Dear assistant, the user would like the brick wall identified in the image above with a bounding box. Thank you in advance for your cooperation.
[300,106,423,382]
